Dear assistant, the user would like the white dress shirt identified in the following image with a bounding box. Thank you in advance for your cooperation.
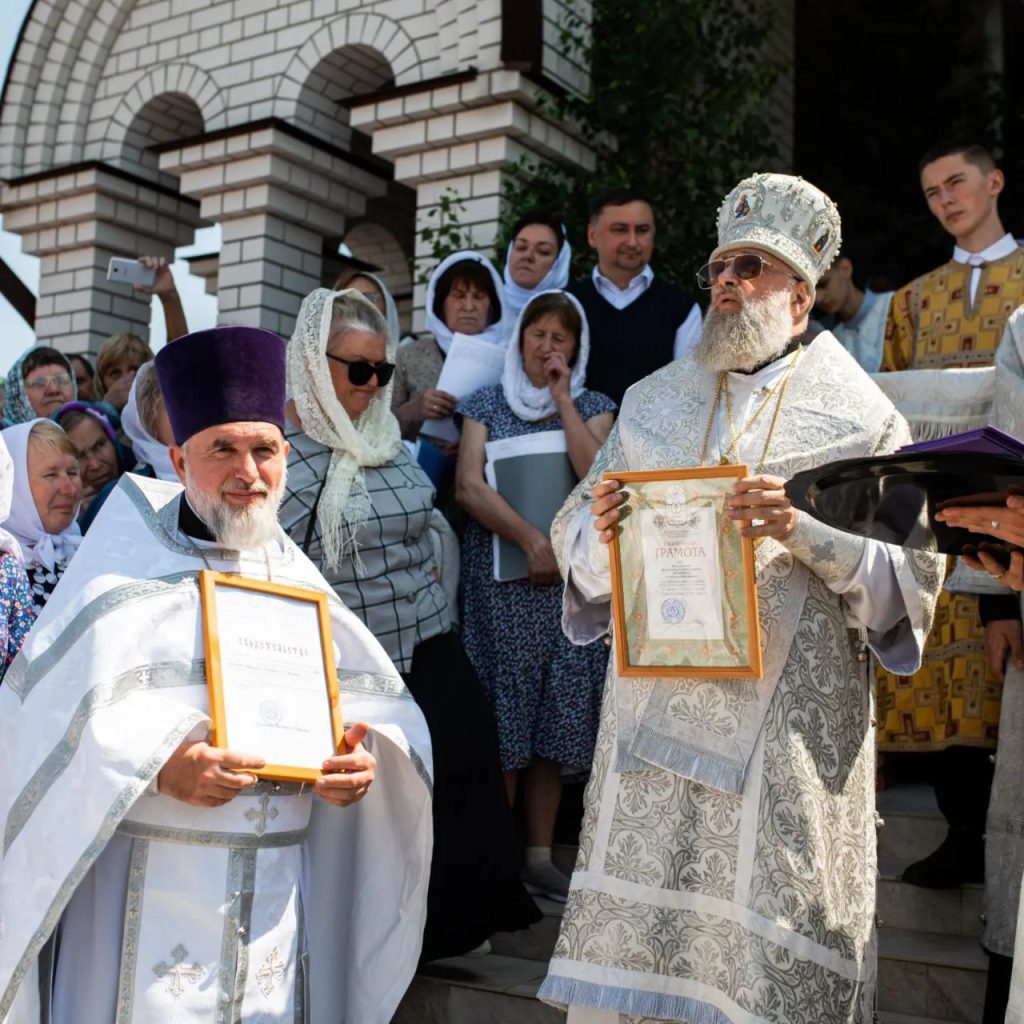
[591,264,703,360]
[952,232,1019,305]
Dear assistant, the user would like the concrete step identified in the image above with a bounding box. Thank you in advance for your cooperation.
[878,1014,968,1024]
[490,896,562,961]
[878,928,988,1023]
[878,859,984,938]
[877,784,947,869]
[392,953,565,1024]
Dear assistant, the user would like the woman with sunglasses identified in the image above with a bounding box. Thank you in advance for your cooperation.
[281,287,540,963]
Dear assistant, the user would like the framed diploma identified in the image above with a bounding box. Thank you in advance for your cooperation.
[605,465,762,679]
[199,570,345,783]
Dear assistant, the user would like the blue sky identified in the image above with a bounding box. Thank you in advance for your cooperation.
[0,0,218,374]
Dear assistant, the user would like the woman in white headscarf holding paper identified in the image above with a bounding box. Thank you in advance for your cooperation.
[0,433,33,679]
[503,210,572,323]
[281,286,540,962]
[392,250,506,441]
[454,290,616,902]
[1,419,83,616]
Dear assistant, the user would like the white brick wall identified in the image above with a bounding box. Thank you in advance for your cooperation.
[1,0,596,336]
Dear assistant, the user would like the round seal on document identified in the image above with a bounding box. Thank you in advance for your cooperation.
[259,700,283,726]
[660,598,686,624]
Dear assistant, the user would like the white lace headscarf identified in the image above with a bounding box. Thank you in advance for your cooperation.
[2,420,83,571]
[424,250,507,354]
[502,225,572,322]
[121,362,176,482]
[0,434,23,560]
[287,288,402,570]
[501,290,591,422]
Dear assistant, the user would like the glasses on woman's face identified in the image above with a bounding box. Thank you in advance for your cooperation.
[326,353,395,387]
[25,373,72,391]
[695,253,796,290]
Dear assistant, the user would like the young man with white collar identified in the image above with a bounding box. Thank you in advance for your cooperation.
[876,142,1024,893]
[569,189,701,405]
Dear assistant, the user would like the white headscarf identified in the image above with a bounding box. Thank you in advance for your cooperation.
[424,250,506,354]
[0,435,23,561]
[501,290,592,423]
[121,363,177,482]
[287,288,402,570]
[2,420,83,571]
[502,227,572,322]
[358,271,401,347]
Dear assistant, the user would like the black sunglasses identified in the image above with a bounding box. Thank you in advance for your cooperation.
[695,253,797,290]
[326,353,395,387]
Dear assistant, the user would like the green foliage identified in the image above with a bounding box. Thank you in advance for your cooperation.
[416,188,470,283]
[499,0,785,286]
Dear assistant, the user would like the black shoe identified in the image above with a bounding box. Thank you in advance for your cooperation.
[900,827,984,889]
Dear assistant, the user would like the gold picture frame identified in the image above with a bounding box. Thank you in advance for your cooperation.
[605,465,762,679]
[199,569,345,783]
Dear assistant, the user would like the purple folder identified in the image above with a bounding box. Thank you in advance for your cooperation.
[898,426,1024,458]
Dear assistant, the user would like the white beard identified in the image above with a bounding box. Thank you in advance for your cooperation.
[694,288,795,372]
[184,463,286,551]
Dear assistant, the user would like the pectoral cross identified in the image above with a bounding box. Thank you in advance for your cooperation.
[153,944,205,999]
[245,793,279,836]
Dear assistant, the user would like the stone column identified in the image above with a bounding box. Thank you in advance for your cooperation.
[350,69,595,330]
[158,123,390,336]
[0,165,202,353]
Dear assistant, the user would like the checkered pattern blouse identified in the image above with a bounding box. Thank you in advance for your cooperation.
[280,427,451,672]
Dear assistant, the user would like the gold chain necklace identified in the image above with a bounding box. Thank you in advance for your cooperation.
[698,346,802,471]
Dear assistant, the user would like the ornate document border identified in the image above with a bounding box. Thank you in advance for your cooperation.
[605,465,762,679]
[199,570,345,783]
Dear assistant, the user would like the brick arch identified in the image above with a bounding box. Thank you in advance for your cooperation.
[275,13,425,138]
[88,63,227,166]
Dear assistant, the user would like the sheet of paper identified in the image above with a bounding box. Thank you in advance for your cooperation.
[214,587,335,769]
[640,506,725,640]
[421,333,506,442]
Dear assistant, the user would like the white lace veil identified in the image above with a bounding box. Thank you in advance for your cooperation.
[286,288,402,570]
[500,290,591,422]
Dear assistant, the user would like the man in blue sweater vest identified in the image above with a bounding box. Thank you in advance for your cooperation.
[569,189,701,404]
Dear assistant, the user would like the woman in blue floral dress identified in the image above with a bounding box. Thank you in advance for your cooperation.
[456,290,615,901]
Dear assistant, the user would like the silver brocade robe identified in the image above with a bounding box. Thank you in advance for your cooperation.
[0,475,433,1024]
[539,334,943,1024]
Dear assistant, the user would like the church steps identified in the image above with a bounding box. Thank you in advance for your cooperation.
[878,928,987,1022]
[393,953,565,1024]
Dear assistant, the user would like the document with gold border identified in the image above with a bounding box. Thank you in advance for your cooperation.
[199,570,345,782]
[606,465,762,678]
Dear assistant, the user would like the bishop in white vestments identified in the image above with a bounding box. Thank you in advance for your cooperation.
[538,174,944,1024]
[0,326,433,1023]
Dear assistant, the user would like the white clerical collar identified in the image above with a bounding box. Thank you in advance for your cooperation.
[592,262,654,296]
[952,232,1018,266]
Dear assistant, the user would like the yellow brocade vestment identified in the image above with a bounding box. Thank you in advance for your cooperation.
[877,248,1024,751]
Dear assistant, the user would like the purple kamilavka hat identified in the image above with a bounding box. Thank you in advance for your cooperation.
[155,326,287,444]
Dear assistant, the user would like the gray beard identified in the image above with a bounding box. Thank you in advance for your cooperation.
[184,464,285,551]
[694,288,795,372]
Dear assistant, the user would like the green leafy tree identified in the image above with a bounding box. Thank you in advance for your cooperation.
[499,0,785,286]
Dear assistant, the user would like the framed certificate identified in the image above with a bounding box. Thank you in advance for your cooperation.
[199,570,345,783]
[605,465,762,678]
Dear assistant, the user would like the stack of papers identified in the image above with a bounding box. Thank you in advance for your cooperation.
[484,432,577,582]
[898,425,1024,458]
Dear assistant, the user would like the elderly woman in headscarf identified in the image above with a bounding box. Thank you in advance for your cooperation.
[503,210,572,323]
[121,361,176,481]
[52,402,136,530]
[4,346,77,426]
[0,434,34,679]
[281,285,539,962]
[1,419,83,616]
[454,290,616,902]
[392,250,506,441]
